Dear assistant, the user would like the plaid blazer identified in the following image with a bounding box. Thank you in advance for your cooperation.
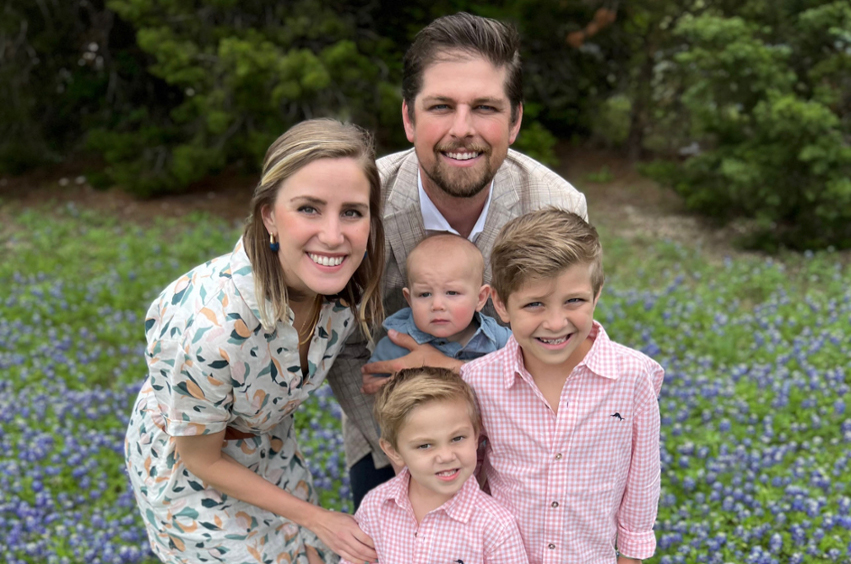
[324,148,588,469]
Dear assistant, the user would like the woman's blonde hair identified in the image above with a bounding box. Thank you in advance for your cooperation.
[243,119,385,337]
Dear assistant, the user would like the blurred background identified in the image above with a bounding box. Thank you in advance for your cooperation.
[2,0,850,250]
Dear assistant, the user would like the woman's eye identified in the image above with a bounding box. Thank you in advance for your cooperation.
[298,206,317,214]
[342,209,363,218]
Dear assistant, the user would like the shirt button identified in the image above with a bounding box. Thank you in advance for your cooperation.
[551,501,559,508]
[554,453,563,460]
[548,543,556,550]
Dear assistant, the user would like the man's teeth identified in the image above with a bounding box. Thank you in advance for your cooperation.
[445,151,480,160]
[538,336,567,344]
[309,254,344,267]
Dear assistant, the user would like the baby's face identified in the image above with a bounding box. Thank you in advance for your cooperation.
[404,255,485,341]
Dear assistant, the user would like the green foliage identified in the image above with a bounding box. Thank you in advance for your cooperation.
[592,94,632,147]
[95,0,404,196]
[655,3,851,250]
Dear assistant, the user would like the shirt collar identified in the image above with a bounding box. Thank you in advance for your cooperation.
[385,309,493,347]
[503,320,619,388]
[417,171,492,243]
[384,467,478,524]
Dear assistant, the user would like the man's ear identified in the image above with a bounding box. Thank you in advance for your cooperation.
[492,291,511,325]
[402,100,415,143]
[508,103,523,145]
[475,284,491,312]
[402,287,412,307]
[380,438,405,469]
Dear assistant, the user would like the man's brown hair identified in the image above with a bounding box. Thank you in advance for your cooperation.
[402,12,522,124]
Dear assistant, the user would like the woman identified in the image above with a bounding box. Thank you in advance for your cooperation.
[125,119,384,564]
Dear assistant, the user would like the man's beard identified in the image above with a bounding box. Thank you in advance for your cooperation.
[424,144,495,198]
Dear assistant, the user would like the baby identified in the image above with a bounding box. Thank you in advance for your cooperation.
[369,233,511,372]
[342,366,528,564]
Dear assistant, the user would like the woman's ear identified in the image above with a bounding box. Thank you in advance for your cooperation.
[260,204,276,234]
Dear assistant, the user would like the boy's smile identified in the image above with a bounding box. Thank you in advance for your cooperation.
[494,263,600,378]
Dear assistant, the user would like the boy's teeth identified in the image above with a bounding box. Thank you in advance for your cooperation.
[539,336,567,344]
[445,152,479,160]
[309,254,343,267]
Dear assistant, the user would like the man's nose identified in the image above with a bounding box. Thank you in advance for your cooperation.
[448,106,474,138]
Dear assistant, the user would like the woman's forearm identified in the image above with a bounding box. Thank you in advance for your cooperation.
[175,432,325,530]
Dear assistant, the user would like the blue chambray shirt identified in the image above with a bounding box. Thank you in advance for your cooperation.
[368,307,512,376]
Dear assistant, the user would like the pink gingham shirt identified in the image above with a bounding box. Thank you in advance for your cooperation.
[343,468,529,564]
[461,322,663,564]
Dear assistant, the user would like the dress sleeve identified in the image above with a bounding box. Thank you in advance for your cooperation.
[147,322,234,437]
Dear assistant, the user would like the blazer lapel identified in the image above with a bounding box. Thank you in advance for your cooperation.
[476,165,520,284]
[384,153,426,285]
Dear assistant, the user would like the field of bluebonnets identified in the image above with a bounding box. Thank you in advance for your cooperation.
[1,199,850,564]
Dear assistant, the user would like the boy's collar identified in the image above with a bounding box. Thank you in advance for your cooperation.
[505,321,619,387]
[385,467,478,524]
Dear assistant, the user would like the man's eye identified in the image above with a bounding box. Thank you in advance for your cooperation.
[476,105,497,112]
[429,104,450,111]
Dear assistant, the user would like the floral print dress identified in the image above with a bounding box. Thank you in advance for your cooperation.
[125,238,355,564]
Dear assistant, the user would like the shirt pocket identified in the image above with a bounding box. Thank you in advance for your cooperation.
[567,408,634,488]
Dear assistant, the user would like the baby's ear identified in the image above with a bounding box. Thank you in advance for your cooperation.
[402,287,412,306]
[476,284,491,312]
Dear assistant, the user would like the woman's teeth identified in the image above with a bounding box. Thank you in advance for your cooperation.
[308,253,344,267]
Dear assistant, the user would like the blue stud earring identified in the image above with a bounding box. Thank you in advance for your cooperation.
[269,233,280,252]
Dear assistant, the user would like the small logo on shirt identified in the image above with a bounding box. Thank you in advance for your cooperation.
[611,412,624,421]
[454,560,464,564]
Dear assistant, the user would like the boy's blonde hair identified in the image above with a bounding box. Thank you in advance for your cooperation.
[374,366,481,449]
[490,208,604,303]
[406,232,485,284]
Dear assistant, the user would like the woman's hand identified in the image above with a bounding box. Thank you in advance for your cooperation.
[360,330,464,394]
[305,507,376,563]
[175,432,376,562]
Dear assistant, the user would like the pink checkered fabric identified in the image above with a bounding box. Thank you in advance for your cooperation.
[343,468,529,564]
[461,321,663,564]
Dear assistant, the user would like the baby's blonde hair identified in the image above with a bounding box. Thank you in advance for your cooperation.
[406,232,485,285]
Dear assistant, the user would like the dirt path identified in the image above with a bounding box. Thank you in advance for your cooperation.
[0,144,747,258]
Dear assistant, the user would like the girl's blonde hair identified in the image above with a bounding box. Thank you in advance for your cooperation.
[243,119,385,337]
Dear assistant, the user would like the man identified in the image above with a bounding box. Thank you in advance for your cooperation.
[325,12,588,509]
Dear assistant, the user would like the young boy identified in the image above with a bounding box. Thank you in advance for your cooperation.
[461,209,664,564]
[342,367,529,564]
[368,233,512,372]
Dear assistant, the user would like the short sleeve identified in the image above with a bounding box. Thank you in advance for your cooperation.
[147,328,234,436]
